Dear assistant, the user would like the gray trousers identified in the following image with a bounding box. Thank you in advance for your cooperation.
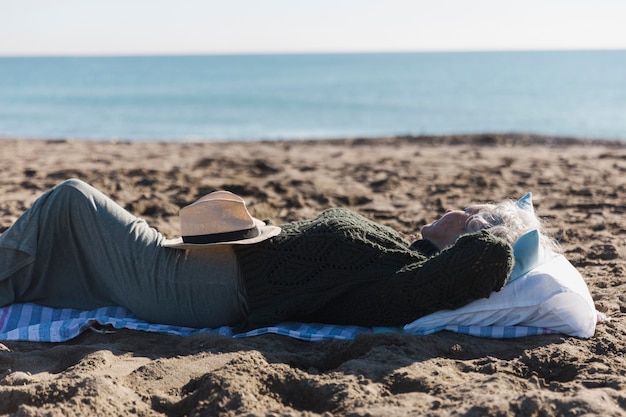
[0,179,247,328]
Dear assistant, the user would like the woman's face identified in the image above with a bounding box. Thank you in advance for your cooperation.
[421,210,469,250]
[421,204,494,250]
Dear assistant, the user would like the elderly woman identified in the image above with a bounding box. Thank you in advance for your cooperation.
[0,179,556,332]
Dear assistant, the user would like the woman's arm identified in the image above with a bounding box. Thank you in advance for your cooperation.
[301,230,514,328]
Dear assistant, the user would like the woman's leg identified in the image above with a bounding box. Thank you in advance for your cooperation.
[0,178,164,309]
[1,179,247,329]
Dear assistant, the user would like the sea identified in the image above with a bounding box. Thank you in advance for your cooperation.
[0,50,624,142]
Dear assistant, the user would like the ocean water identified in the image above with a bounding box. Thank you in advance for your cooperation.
[0,51,624,142]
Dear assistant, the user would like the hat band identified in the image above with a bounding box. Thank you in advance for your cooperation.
[182,226,260,244]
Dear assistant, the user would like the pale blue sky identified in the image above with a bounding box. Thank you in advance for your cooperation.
[1,0,625,56]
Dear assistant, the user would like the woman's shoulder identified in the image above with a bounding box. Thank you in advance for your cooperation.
[409,239,440,257]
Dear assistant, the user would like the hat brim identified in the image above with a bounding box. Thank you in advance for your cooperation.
[162,218,281,249]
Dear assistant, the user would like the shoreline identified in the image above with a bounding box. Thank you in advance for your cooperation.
[1,134,625,416]
[2,132,626,147]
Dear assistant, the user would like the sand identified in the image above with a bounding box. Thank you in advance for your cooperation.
[0,134,625,416]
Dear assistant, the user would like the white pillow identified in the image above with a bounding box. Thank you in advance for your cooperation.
[403,252,597,338]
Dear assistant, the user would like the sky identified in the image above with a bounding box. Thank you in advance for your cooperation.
[1,0,625,56]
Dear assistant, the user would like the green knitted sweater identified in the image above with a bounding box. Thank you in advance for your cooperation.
[234,208,513,332]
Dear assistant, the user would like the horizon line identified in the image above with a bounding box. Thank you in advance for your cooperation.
[1,47,625,59]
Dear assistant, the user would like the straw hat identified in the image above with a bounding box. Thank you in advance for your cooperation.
[163,190,281,249]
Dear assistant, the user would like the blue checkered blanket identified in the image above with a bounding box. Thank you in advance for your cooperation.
[0,303,559,342]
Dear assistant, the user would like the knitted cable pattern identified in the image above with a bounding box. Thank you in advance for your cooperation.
[234,208,513,332]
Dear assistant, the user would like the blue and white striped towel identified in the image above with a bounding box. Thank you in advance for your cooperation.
[0,303,559,342]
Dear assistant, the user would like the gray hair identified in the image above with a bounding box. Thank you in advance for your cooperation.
[465,200,561,253]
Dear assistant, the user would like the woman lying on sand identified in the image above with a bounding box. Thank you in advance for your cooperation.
[0,179,558,332]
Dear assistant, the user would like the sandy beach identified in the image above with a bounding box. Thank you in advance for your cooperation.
[0,134,625,416]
